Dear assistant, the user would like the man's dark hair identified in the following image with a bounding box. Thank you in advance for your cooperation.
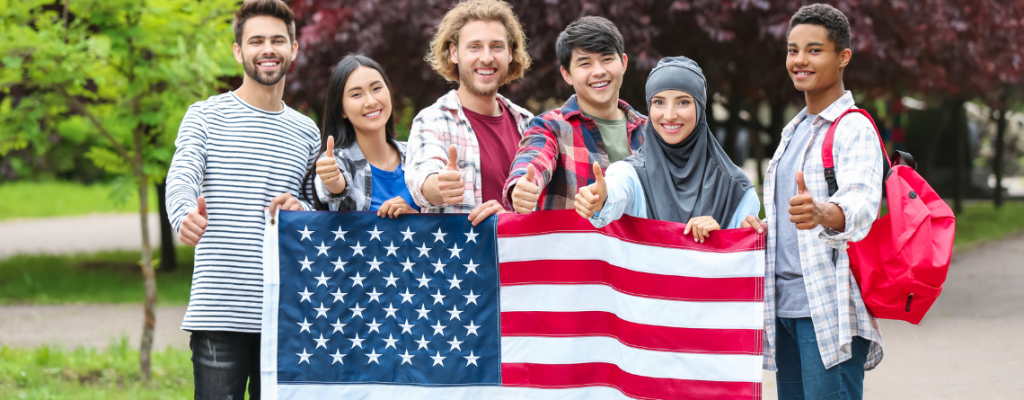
[556,16,625,71]
[233,0,297,45]
[788,3,851,52]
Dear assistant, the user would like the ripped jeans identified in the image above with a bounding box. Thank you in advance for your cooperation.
[190,330,261,400]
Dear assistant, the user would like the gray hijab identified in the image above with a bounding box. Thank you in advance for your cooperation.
[623,56,753,225]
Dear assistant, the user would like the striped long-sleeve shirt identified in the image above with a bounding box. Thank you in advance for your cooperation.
[166,92,320,332]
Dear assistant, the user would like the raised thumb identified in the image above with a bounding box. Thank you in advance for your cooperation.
[592,162,606,188]
[796,171,808,194]
[524,164,536,182]
[446,145,459,170]
[197,196,208,218]
[325,136,335,156]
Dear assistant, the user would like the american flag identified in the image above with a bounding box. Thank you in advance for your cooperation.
[261,210,764,399]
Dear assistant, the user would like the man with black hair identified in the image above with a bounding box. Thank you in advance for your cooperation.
[503,16,646,213]
[741,4,885,399]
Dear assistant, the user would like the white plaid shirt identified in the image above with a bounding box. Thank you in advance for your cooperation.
[404,90,533,213]
[762,91,885,371]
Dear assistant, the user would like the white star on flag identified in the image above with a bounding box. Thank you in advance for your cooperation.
[432,259,447,273]
[298,226,314,241]
[432,228,447,243]
[399,288,416,304]
[416,243,431,258]
[314,303,330,319]
[349,304,366,319]
[297,318,312,334]
[331,288,347,303]
[464,259,479,275]
[349,272,366,287]
[415,335,430,350]
[415,304,431,320]
[399,349,415,365]
[332,256,347,272]
[350,241,367,256]
[464,228,478,243]
[399,319,415,334]
[384,241,400,257]
[430,351,446,367]
[366,349,383,364]
[298,287,313,303]
[367,318,383,334]
[331,318,347,334]
[431,289,446,305]
[447,336,464,351]
[464,290,479,305]
[400,257,415,272]
[298,256,313,272]
[367,257,383,272]
[465,320,480,336]
[349,334,366,349]
[331,349,346,364]
[331,225,348,241]
[448,243,463,259]
[315,272,331,287]
[416,273,431,288]
[314,333,330,349]
[315,241,331,257]
[464,351,480,367]
[400,227,416,242]
[366,287,383,303]
[383,303,399,319]
[297,348,312,364]
[447,275,463,290]
[447,305,463,321]
[368,225,384,241]
[430,321,447,336]
[384,272,400,288]
[383,334,400,349]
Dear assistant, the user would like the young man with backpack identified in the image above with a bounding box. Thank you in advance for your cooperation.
[741,4,884,399]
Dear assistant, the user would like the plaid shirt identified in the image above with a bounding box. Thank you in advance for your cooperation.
[763,91,885,371]
[314,139,408,211]
[404,90,533,213]
[502,95,646,210]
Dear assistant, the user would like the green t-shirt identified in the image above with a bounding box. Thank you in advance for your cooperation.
[583,111,630,163]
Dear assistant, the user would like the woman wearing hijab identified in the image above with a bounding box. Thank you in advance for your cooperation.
[575,56,761,242]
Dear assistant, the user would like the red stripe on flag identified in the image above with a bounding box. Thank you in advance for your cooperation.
[500,260,763,302]
[498,210,765,252]
[502,362,759,400]
[502,311,762,355]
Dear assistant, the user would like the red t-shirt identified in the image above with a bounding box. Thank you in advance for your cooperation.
[462,102,521,205]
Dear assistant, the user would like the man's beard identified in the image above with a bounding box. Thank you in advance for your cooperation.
[457,63,507,97]
[243,55,290,86]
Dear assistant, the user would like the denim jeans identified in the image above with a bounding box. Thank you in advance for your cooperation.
[775,317,870,400]
[190,330,261,400]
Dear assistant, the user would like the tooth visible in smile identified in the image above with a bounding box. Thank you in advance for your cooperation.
[590,81,609,88]
[477,69,495,76]
[662,124,682,130]
[364,110,381,118]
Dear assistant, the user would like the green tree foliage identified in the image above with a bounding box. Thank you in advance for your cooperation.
[0,0,239,378]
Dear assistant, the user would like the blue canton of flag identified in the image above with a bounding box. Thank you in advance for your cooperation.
[273,211,500,386]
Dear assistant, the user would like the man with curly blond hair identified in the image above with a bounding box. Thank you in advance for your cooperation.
[404,0,533,224]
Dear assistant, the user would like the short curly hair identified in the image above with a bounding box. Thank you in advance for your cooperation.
[426,0,531,85]
[789,3,851,52]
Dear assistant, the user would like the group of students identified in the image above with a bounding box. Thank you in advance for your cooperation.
[166,0,887,399]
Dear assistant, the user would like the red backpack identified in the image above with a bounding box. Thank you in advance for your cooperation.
[822,109,956,324]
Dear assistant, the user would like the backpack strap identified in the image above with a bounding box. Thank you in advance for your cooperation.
[821,108,891,197]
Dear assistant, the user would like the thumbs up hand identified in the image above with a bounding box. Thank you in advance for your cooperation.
[436,145,466,205]
[788,171,824,230]
[511,164,540,214]
[574,162,608,219]
[316,136,347,194]
[180,196,209,247]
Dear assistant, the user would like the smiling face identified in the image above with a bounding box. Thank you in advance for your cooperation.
[449,19,511,97]
[341,66,393,136]
[649,90,698,145]
[786,24,850,93]
[234,16,297,86]
[561,49,627,112]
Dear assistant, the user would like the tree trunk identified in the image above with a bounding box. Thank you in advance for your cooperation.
[953,101,967,215]
[723,87,743,164]
[138,172,158,380]
[993,102,1008,208]
[156,181,177,272]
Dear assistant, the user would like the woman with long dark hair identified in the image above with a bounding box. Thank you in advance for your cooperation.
[303,55,419,217]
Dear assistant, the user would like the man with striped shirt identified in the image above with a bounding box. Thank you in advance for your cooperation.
[165,1,318,398]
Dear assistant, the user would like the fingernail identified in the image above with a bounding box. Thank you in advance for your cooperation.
[694,237,697,242]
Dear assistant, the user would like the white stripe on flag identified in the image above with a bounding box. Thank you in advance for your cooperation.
[502,336,763,383]
[501,284,763,330]
[498,233,763,278]
[277,384,631,399]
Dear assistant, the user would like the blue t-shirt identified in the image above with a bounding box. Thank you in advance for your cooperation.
[369,163,420,212]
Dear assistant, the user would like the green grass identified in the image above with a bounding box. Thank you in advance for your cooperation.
[951,201,1024,252]
[0,339,193,400]
[0,247,194,305]
[0,181,158,221]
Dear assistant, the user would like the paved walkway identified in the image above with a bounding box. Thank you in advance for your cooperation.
[0,214,1022,398]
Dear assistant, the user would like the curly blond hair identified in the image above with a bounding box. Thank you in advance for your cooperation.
[426,0,531,85]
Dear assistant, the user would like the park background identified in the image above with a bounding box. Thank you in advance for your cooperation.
[1,0,1023,398]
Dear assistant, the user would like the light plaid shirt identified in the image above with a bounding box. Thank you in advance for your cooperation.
[763,91,885,371]
[404,90,533,213]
